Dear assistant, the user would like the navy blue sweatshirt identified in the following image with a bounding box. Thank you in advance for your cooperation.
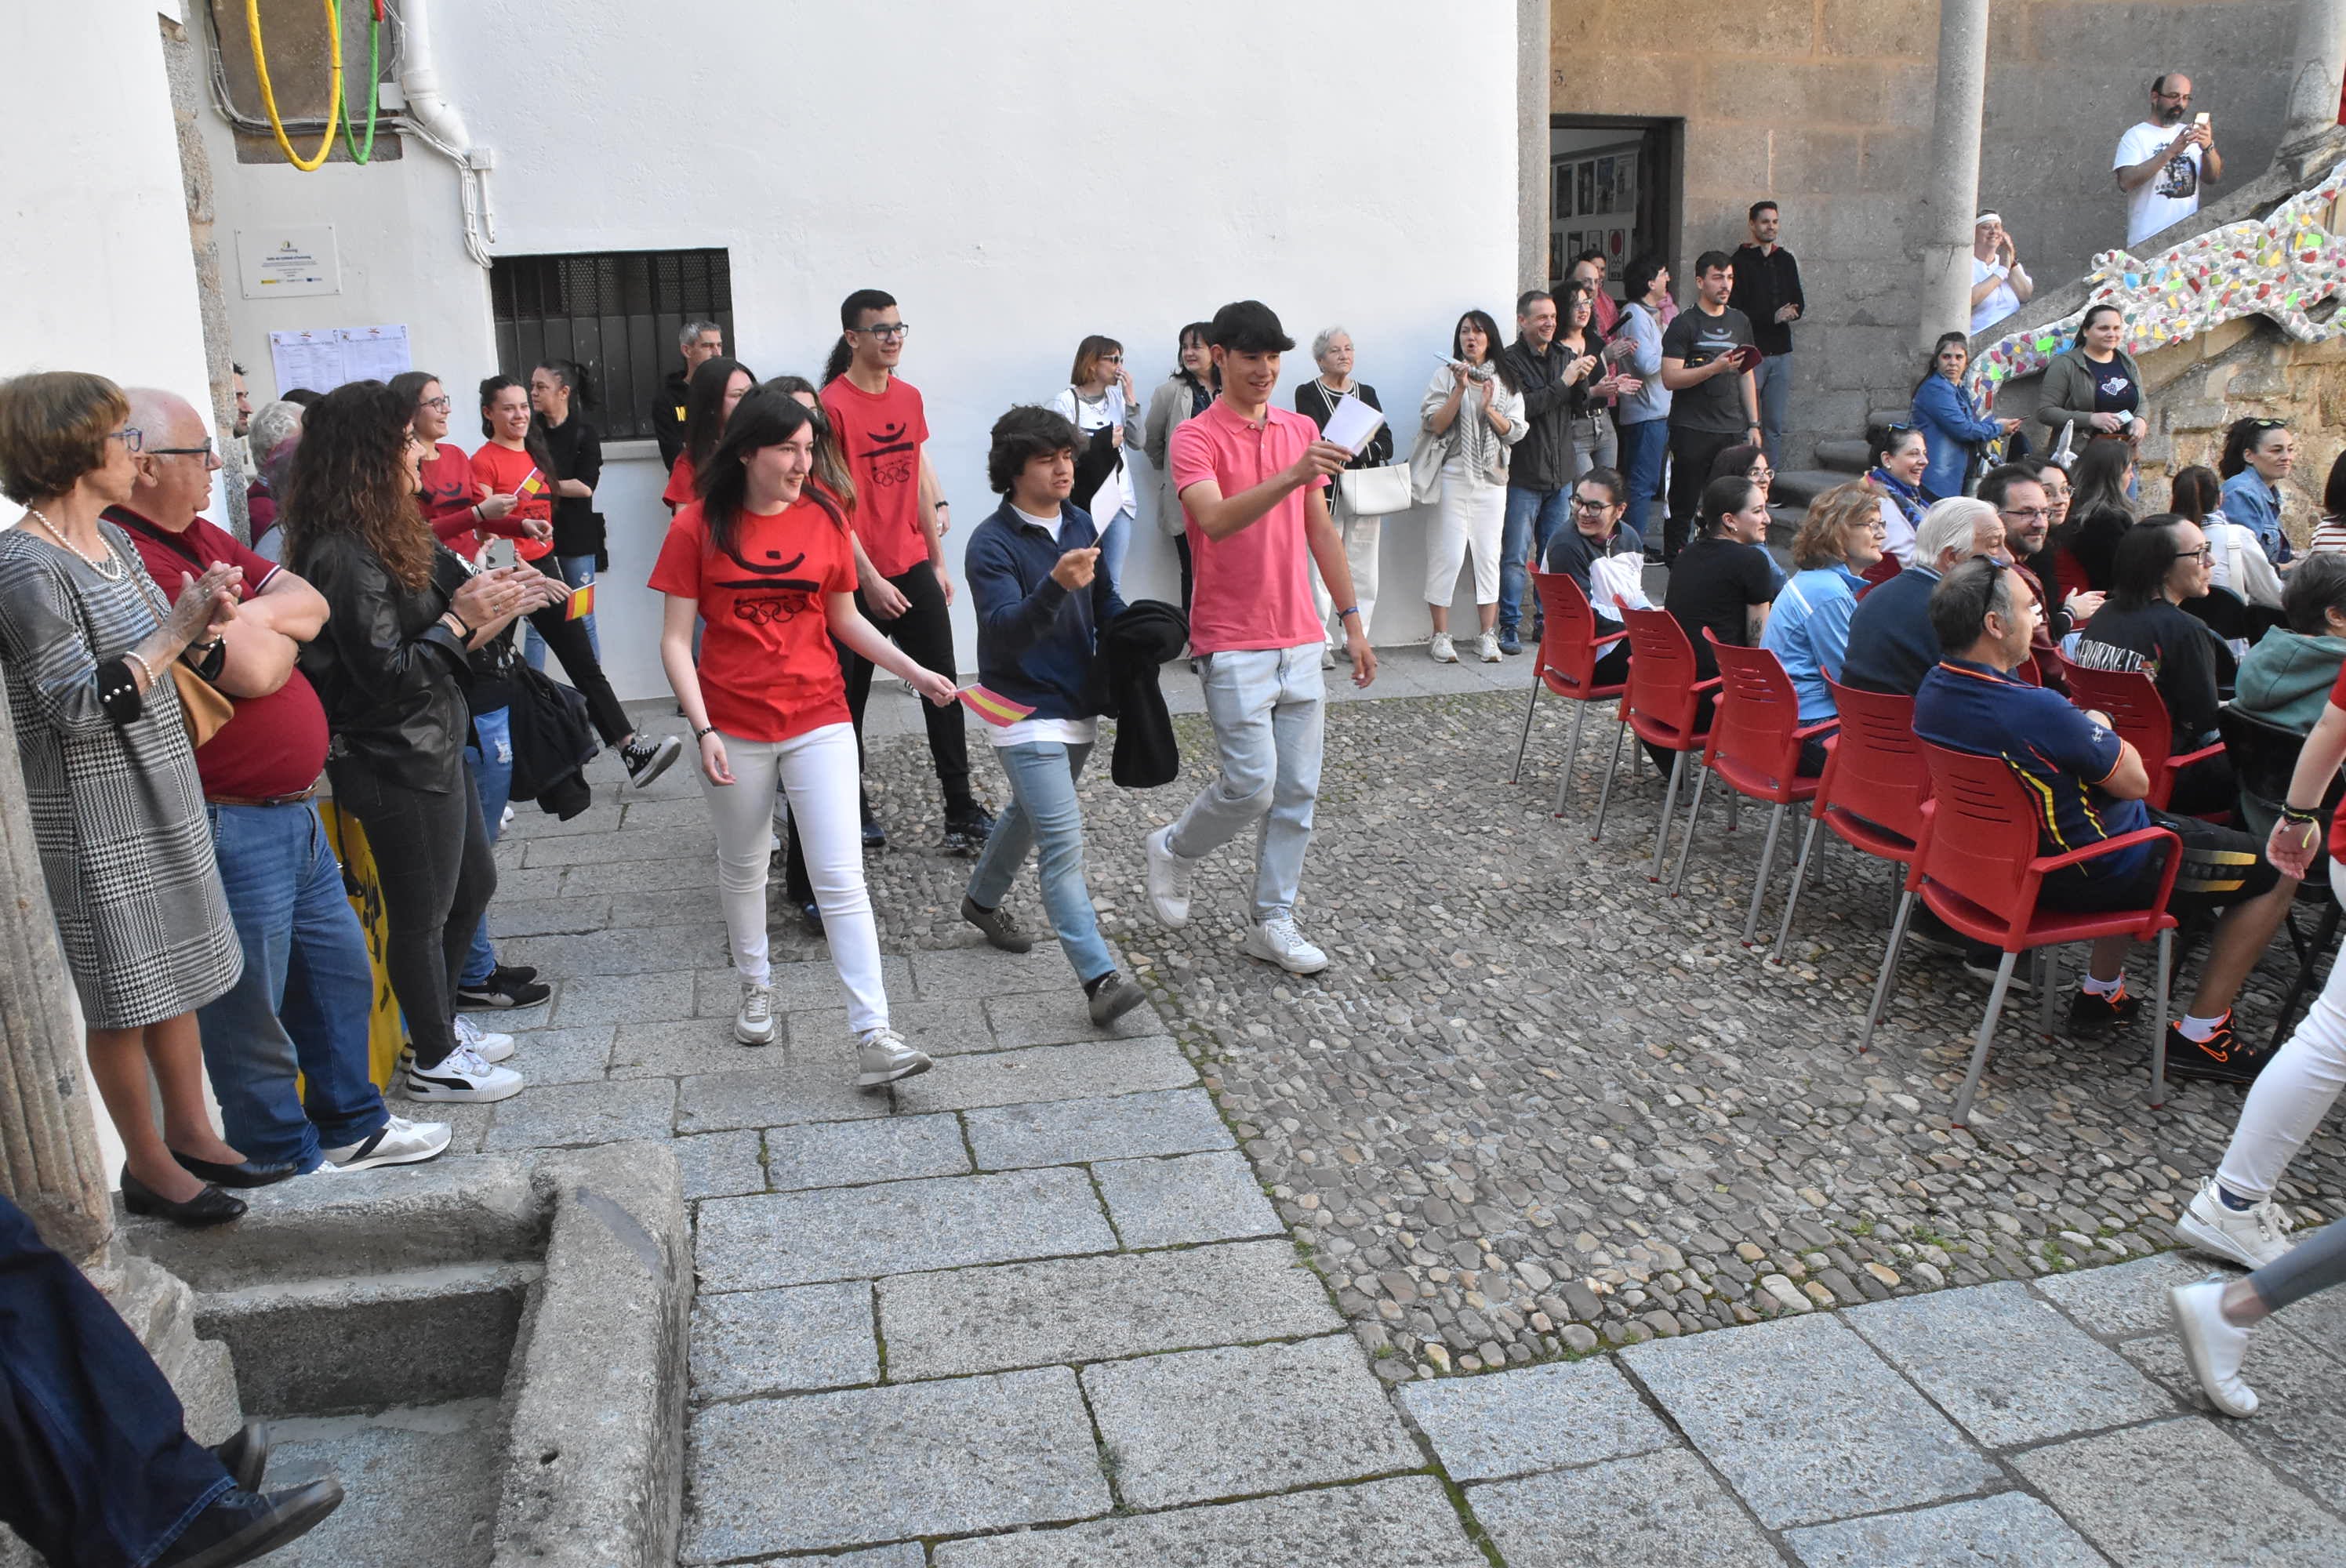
[966,501,1128,723]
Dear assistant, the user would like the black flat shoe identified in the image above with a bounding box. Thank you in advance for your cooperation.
[121,1170,246,1227]
[214,1423,269,1492]
[171,1151,298,1188]
[154,1477,343,1568]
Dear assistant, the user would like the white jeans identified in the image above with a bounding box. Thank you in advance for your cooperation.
[1309,510,1381,644]
[2215,858,2346,1200]
[698,721,888,1033]
[1426,462,1505,607]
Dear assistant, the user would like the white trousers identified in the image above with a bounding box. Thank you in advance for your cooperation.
[2215,858,2346,1200]
[698,721,888,1034]
[1309,510,1382,644]
[1425,463,1505,607]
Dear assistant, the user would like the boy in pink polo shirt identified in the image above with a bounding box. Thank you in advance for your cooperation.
[1142,300,1378,975]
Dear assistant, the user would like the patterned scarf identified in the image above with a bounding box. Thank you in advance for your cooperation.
[1451,361,1503,479]
[1869,466,1927,535]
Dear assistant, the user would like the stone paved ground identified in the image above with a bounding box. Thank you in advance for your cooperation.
[450,663,2344,1562]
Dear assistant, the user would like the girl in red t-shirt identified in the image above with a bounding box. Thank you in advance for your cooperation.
[663,357,757,512]
[470,379,556,563]
[652,389,955,1087]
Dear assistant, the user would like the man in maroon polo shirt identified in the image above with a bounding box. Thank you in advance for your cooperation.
[114,389,448,1176]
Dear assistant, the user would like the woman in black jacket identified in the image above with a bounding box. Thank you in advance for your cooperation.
[285,381,555,1105]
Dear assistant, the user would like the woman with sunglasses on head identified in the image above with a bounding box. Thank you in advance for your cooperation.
[1910,332,2020,502]
[2219,416,2298,567]
[1862,423,1930,580]
[1049,336,1146,595]
[655,387,957,1087]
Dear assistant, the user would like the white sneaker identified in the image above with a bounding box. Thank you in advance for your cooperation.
[2169,1278,2260,1417]
[1241,913,1330,975]
[1475,631,1501,663]
[402,1045,525,1103]
[454,1014,515,1063]
[1144,824,1193,928]
[855,1025,932,1088]
[1321,642,1337,669]
[1429,632,1458,663]
[322,1115,452,1171]
[735,981,777,1046]
[2175,1178,2295,1269]
[499,804,515,829]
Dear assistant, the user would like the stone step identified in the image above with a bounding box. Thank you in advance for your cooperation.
[1870,407,1913,435]
[1814,437,1874,474]
[1768,503,1805,541]
[1774,469,1858,510]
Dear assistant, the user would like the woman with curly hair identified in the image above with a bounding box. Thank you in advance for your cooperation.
[1759,481,1887,770]
[285,380,557,1104]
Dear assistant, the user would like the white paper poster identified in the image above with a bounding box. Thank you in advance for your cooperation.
[236,226,341,299]
[268,325,412,395]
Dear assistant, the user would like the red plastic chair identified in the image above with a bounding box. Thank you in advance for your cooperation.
[1593,607,1720,878]
[2055,656,2226,814]
[1670,636,1837,944]
[1508,572,1629,817]
[2013,652,2044,688]
[1769,681,1932,964]
[1857,742,2182,1123]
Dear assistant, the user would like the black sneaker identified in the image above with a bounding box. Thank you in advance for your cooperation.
[455,971,553,1010]
[1087,971,1146,1027]
[961,894,1032,953]
[153,1478,343,1568]
[2065,984,2141,1036]
[942,802,997,854]
[1960,951,2035,995]
[2166,1017,2268,1085]
[492,962,538,987]
[861,796,887,851]
[621,735,682,789]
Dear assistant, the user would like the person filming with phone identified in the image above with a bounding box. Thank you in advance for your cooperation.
[2115,72,2221,247]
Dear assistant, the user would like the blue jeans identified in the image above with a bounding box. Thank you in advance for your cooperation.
[1500,485,1571,634]
[1754,351,1793,466]
[0,1195,232,1568]
[1618,419,1669,545]
[197,801,387,1172]
[1170,645,1326,922]
[965,740,1114,983]
[525,554,598,667]
[1097,510,1132,601]
[461,706,515,989]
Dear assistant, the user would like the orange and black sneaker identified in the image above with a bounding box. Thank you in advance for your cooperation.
[2166,1015,2268,1085]
[2065,982,2141,1037]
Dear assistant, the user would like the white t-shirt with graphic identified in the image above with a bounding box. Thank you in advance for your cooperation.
[2114,120,2203,246]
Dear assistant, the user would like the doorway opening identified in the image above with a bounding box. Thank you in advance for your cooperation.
[1549,116,1681,297]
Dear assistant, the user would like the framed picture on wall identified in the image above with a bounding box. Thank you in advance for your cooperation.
[1564,230,1581,260]
[1608,227,1626,260]
[1595,158,1617,213]
[1576,161,1595,216]
[1553,162,1572,220]
[1616,158,1636,211]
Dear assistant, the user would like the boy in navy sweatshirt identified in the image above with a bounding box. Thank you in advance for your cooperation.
[960,407,1146,1026]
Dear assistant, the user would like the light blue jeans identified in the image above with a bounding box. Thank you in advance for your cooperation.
[1169,644,1326,923]
[1618,418,1669,545]
[1097,509,1132,600]
[1499,485,1571,636]
[525,554,598,667]
[965,739,1114,983]
[460,705,514,989]
[1754,351,1793,467]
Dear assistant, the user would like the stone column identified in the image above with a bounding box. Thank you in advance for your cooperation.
[1518,0,1551,294]
[2281,0,2346,151]
[1916,0,1989,350]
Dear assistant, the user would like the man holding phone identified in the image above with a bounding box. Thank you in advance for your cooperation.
[1659,252,1760,564]
[2115,73,2222,246]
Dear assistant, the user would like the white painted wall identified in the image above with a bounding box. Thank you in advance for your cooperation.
[203,0,1522,700]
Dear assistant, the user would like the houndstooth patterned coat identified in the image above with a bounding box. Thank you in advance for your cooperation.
[0,521,241,1029]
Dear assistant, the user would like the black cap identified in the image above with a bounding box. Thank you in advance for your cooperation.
[1205,300,1294,354]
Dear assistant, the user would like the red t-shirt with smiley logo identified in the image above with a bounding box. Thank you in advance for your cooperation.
[819,374,931,578]
[649,498,857,742]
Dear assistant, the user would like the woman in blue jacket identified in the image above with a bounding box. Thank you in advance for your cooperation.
[2219,416,2299,564]
[1909,332,2019,501]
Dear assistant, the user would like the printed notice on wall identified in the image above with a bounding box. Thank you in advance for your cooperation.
[268,325,412,395]
[236,226,341,299]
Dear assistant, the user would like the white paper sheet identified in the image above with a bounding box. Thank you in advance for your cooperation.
[336,325,412,384]
[267,324,412,395]
[1318,394,1386,456]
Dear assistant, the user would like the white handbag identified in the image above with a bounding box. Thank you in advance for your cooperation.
[1338,462,1413,518]
[1407,429,1450,505]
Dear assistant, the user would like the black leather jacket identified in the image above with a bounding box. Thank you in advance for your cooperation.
[292,533,473,792]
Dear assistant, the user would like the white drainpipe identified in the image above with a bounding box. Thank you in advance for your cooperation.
[391,0,495,267]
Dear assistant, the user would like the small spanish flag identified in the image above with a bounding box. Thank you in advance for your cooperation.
[565,582,595,621]
[956,684,1035,728]
[516,468,549,499]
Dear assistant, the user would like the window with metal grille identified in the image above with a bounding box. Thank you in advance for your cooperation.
[488,249,733,441]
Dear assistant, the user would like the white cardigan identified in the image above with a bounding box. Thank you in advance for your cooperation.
[1416,363,1526,486]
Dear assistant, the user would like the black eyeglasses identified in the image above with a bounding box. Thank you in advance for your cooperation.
[1999,506,2053,523]
[146,437,216,462]
[853,322,911,341]
[107,426,143,453]
[1570,495,1619,512]
[2173,545,2215,563]
[417,395,452,412]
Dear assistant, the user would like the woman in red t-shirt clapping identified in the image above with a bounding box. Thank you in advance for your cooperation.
[652,389,955,1087]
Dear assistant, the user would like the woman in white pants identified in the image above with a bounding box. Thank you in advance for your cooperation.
[1297,326,1395,663]
[1419,309,1524,663]
[653,389,957,1088]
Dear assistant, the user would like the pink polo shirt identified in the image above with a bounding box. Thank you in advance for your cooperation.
[1169,397,1328,655]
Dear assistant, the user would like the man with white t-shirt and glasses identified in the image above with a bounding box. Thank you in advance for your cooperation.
[2114,72,2222,247]
[1144,300,1378,975]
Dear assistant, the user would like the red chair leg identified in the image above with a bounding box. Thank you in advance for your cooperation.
[1952,949,2021,1124]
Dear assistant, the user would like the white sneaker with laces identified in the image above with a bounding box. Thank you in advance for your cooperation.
[855,1025,932,1088]
[402,1045,525,1103]
[1475,631,1501,663]
[1429,632,1458,663]
[1144,824,1193,928]
[454,1014,515,1063]
[1320,642,1337,670]
[1241,913,1330,975]
[735,981,777,1046]
[2169,1278,2260,1417]
[2175,1178,2295,1269]
[322,1115,452,1171]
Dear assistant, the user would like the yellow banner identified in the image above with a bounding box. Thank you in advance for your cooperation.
[317,799,407,1088]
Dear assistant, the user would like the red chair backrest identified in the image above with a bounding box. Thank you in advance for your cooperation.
[2057,657,2182,795]
[1620,606,1708,742]
[1916,742,2053,923]
[1706,634,1807,793]
[2013,652,2043,688]
[1818,678,1930,847]
[1531,572,1621,697]
[2052,546,2092,604]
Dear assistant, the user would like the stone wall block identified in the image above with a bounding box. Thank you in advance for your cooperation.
[1661,0,1818,55]
[1858,129,1930,194]
[1819,0,1937,60]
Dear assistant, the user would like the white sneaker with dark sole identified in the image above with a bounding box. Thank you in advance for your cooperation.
[623,735,684,789]
[323,1115,452,1171]
[401,1046,524,1103]
[2169,1277,2259,1416]
[1144,825,1193,928]
[1241,914,1329,975]
[855,1026,932,1088]
[735,982,777,1047]
[2175,1178,2295,1269]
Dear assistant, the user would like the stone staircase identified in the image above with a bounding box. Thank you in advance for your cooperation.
[1774,408,1909,517]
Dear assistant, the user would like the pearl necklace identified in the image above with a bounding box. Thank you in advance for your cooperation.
[24,506,122,581]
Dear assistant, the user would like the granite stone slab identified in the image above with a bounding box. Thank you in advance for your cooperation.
[547,969,706,1028]
[1846,1280,2175,1447]
[673,1058,895,1134]
[963,1088,1233,1171]
[2036,1253,2218,1338]
[1094,1150,1281,1247]
[695,1167,1114,1293]
[1467,1448,1779,1567]
[520,824,713,868]
[598,885,728,931]
[891,1038,1197,1114]
[744,1549,923,1568]
[481,1078,675,1151]
[497,1025,614,1086]
[2119,1321,2346,1503]
[787,1000,980,1055]
[929,1475,1484,1567]
[2012,1417,2346,1566]
[616,796,714,833]
[484,864,566,902]
[1080,1334,1421,1508]
[694,956,914,1015]
[1396,1357,1676,1481]
[500,799,623,837]
[500,922,730,978]
[479,895,609,937]
[1785,1493,2112,1568]
[682,1367,1109,1561]
[983,988,1163,1048]
[879,1239,1339,1380]
[1619,1312,2000,1529]
[912,943,1090,1000]
[689,1282,877,1401]
[672,1129,765,1200]
[557,855,717,896]
[763,1114,971,1192]
[608,1017,789,1078]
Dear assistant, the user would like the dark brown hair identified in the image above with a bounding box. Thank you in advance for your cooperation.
[0,371,129,504]
[282,379,435,590]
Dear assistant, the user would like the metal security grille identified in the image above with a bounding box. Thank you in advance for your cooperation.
[488,250,733,441]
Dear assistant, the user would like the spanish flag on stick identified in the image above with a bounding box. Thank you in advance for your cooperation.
[516,468,549,500]
[956,684,1035,727]
[565,582,595,621]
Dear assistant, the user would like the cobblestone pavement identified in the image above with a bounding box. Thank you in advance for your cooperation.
[447,666,2345,1562]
